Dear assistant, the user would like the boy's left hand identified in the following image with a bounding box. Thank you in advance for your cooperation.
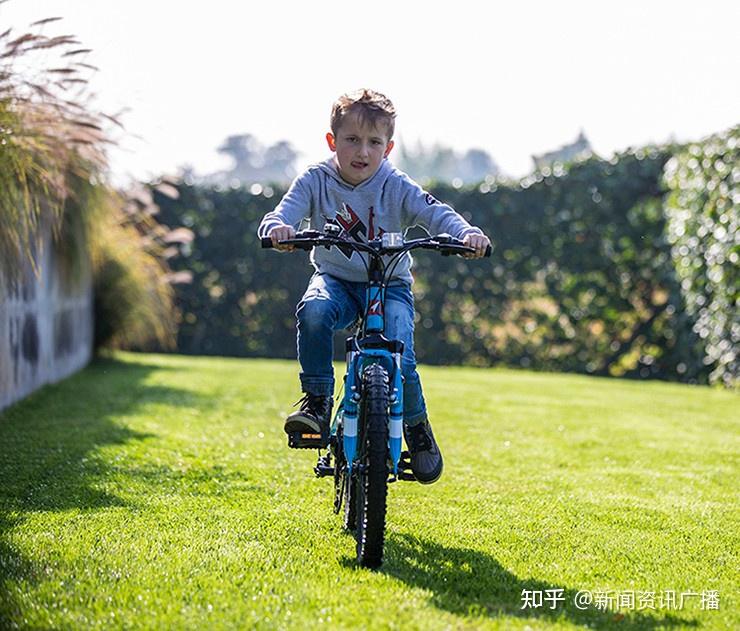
[462,233,491,259]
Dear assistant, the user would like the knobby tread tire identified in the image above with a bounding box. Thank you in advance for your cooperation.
[356,363,389,569]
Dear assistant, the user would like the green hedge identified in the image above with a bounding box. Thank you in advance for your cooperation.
[664,126,739,385]
[154,131,737,385]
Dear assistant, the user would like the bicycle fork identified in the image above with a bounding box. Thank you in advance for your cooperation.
[341,349,404,477]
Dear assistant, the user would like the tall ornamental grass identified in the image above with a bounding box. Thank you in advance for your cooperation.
[0,10,191,350]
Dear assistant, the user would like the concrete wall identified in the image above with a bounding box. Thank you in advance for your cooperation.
[0,225,93,411]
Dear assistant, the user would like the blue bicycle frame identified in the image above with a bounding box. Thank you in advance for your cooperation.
[262,227,488,477]
[339,277,404,478]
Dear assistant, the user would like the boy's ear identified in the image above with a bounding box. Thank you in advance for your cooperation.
[326,132,337,152]
[384,140,394,158]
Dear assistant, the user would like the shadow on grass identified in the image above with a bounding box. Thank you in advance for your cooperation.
[0,356,205,627]
[374,533,696,630]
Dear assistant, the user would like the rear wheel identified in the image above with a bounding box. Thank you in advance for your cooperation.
[355,363,389,569]
[333,421,357,530]
[343,471,357,531]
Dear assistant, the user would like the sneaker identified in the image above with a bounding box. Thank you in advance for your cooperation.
[284,393,333,447]
[403,419,443,484]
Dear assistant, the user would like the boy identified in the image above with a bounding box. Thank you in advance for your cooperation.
[258,89,490,484]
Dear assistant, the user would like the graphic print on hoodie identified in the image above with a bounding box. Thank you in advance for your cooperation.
[332,203,386,260]
[257,157,483,284]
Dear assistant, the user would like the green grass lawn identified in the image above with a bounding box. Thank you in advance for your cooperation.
[0,353,737,630]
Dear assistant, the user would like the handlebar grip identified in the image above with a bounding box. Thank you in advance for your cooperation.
[484,244,492,258]
[261,237,274,249]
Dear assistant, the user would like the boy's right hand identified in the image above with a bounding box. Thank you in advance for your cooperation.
[268,225,296,251]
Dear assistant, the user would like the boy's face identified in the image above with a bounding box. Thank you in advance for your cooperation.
[326,111,394,186]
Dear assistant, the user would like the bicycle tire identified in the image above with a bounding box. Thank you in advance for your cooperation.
[355,363,389,568]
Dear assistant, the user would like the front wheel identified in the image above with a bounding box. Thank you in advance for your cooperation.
[355,363,390,568]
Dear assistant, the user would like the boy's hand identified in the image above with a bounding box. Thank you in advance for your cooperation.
[268,225,296,251]
[462,233,491,259]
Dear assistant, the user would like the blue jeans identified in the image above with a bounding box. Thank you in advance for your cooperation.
[296,272,427,424]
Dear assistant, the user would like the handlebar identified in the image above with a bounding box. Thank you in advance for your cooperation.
[261,231,492,258]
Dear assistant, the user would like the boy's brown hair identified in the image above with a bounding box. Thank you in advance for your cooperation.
[330,89,396,140]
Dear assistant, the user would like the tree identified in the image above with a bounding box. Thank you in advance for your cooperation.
[201,134,298,186]
[397,140,499,185]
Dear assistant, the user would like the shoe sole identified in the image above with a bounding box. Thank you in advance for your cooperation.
[284,416,322,434]
[414,459,443,485]
[283,412,321,434]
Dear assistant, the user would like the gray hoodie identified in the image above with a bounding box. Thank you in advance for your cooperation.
[257,157,483,284]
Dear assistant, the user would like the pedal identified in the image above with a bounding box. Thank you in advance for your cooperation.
[399,450,414,471]
[314,454,334,478]
[397,451,417,481]
[287,430,328,449]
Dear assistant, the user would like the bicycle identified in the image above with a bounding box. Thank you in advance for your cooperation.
[261,224,491,568]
